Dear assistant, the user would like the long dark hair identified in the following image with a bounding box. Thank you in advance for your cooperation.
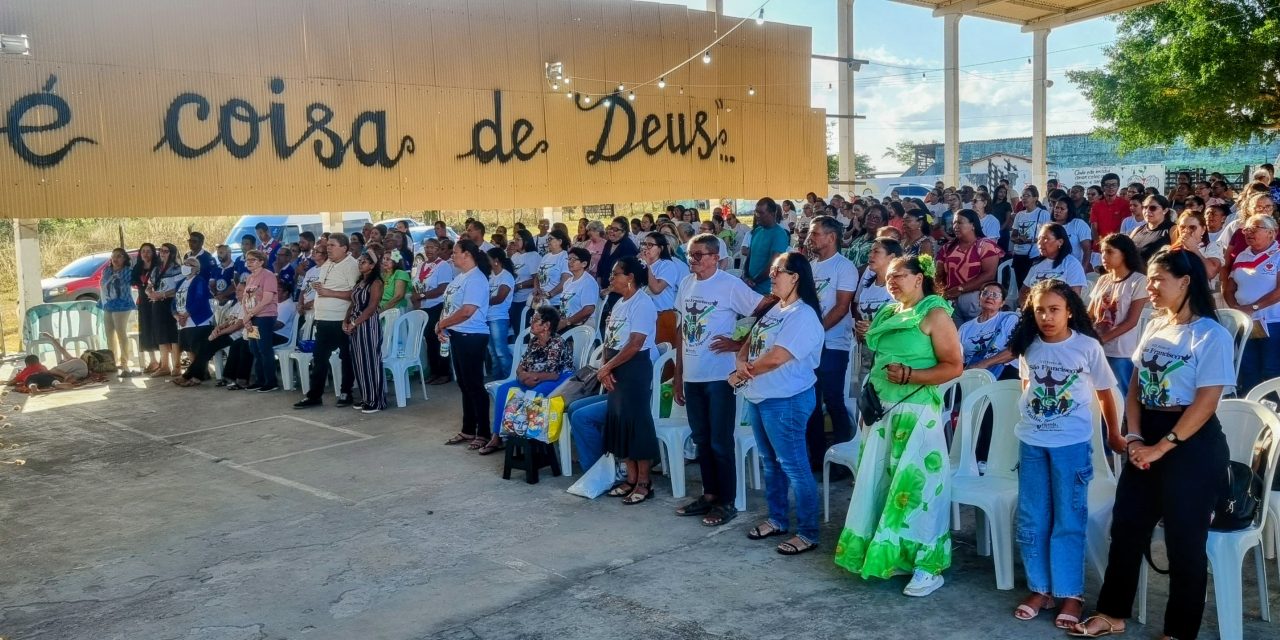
[1008,279,1098,357]
[759,252,822,319]
[356,251,384,285]
[547,228,572,252]
[890,255,936,297]
[1149,247,1218,322]
[644,231,674,260]
[455,239,492,277]
[1099,233,1144,276]
[137,242,156,267]
[863,238,904,288]
[905,210,931,237]
[486,247,515,276]
[156,243,180,275]
[1038,222,1070,268]
[515,228,536,253]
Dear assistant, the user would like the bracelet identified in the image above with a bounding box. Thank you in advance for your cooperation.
[1124,433,1144,442]
[905,366,913,383]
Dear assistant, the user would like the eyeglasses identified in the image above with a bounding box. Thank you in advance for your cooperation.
[687,252,716,261]
[768,267,795,278]
[608,227,624,233]
[979,290,1003,299]
[1144,204,1163,211]
[641,241,658,248]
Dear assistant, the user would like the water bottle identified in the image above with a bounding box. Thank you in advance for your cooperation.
[439,337,451,358]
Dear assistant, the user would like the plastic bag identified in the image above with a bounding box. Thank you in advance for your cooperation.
[567,453,618,499]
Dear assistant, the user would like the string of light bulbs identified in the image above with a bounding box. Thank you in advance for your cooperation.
[550,0,776,105]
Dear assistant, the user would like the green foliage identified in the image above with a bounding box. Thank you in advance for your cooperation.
[828,153,875,180]
[882,139,935,168]
[1067,0,1280,151]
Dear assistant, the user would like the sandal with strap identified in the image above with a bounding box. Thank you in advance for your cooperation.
[622,481,654,505]
[608,482,636,498]
[467,437,486,450]
[1013,592,1056,621]
[477,439,504,456]
[444,433,472,446]
[1067,615,1125,638]
[747,522,788,540]
[1055,597,1085,629]
[675,496,715,517]
[701,504,738,527]
[776,536,819,556]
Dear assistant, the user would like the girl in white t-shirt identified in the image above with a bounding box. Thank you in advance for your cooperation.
[1050,198,1094,267]
[1020,223,1087,307]
[1008,280,1121,629]
[1088,233,1149,399]
[1073,247,1234,640]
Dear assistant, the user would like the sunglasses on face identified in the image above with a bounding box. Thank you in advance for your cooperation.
[1145,204,1163,211]
[688,252,715,261]
[768,267,795,278]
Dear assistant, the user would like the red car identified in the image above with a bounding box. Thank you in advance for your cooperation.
[42,251,138,303]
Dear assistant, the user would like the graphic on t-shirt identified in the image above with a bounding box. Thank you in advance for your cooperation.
[559,292,575,316]
[965,330,1002,366]
[682,299,717,345]
[443,283,459,315]
[1138,351,1188,406]
[1096,288,1119,325]
[815,277,832,297]
[537,262,553,287]
[604,315,626,349]
[858,299,885,320]
[748,315,782,360]
[1028,366,1080,419]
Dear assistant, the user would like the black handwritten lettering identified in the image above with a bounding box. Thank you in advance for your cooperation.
[0,75,98,168]
[578,94,727,165]
[153,78,414,169]
[457,90,549,163]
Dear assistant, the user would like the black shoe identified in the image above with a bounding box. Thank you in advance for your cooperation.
[214,379,228,387]
[256,385,279,393]
[245,384,263,391]
[335,395,354,408]
[360,405,381,414]
[293,398,322,409]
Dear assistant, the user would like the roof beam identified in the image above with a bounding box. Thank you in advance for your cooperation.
[931,0,1008,17]
[1020,0,1164,31]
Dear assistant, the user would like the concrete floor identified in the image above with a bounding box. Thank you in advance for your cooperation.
[0,368,1275,640]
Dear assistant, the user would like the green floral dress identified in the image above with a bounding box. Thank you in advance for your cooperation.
[834,294,953,579]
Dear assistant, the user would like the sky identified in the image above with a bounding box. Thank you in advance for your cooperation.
[662,0,1119,173]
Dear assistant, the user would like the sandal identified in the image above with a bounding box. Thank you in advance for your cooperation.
[467,437,486,450]
[148,368,171,378]
[444,433,472,446]
[622,481,653,505]
[701,504,737,527]
[747,522,788,540]
[607,482,636,497]
[1067,615,1125,638]
[477,439,504,455]
[675,496,715,517]
[1055,598,1085,629]
[143,362,159,374]
[1013,592,1056,621]
[776,536,819,556]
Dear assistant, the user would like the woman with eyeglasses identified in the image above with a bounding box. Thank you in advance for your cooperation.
[972,192,1001,241]
[1128,194,1175,268]
[732,252,825,555]
[439,240,494,449]
[836,254,963,597]
[1071,248,1233,640]
[639,231,689,347]
[534,229,572,310]
[146,243,184,378]
[1224,213,1280,395]
[958,282,1018,379]
[558,247,600,332]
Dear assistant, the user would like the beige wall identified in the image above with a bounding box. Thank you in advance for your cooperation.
[0,0,825,219]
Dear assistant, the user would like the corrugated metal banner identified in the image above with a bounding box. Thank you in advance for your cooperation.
[0,0,825,218]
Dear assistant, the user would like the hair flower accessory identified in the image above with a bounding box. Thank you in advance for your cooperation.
[917,253,937,279]
[391,249,404,263]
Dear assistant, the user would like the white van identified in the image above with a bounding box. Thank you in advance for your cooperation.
[223,212,373,250]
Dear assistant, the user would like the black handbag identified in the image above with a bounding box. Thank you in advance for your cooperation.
[1209,460,1263,532]
[859,380,925,426]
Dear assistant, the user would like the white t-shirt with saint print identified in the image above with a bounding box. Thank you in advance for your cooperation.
[646,258,689,312]
[1016,331,1116,447]
[603,292,657,354]
[560,271,600,323]
[442,267,489,334]
[1131,316,1236,407]
[537,251,569,306]
[854,276,893,323]
[1023,254,1088,289]
[741,300,824,403]
[809,253,860,351]
[959,311,1019,377]
[675,270,762,382]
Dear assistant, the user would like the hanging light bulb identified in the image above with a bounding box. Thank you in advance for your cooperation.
[566,91,573,99]
[582,95,592,104]
[679,86,685,95]
[748,86,755,96]
[756,8,764,25]
[552,82,560,91]
[658,77,666,89]
[702,49,712,64]
[617,83,625,92]
[564,76,572,85]
[603,97,612,107]
[628,91,636,101]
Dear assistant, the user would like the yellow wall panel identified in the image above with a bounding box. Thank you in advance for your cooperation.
[0,0,823,218]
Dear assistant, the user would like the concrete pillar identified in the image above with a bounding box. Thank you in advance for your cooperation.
[321,211,342,234]
[943,14,961,188]
[14,218,43,320]
[837,0,856,195]
[704,0,724,14]
[542,206,561,225]
[1031,29,1050,191]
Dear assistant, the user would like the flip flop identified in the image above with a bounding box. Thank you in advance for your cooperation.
[1067,615,1125,638]
[444,433,472,445]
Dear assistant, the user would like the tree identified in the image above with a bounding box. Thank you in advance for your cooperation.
[828,153,875,181]
[1067,0,1280,151]
[882,139,936,168]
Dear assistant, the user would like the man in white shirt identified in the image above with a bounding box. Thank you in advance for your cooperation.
[535,218,550,255]
[294,233,360,409]
[672,233,763,525]
[467,220,495,252]
[803,215,859,472]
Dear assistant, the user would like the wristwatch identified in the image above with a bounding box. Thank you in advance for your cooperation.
[1164,432,1183,445]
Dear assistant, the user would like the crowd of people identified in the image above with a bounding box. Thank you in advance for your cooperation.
[25,163,1280,639]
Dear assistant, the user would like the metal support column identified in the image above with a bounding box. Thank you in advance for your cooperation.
[943,14,961,188]
[837,0,856,194]
[1031,29,1049,191]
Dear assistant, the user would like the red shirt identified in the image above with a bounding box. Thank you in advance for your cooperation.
[1090,196,1130,247]
[13,363,46,385]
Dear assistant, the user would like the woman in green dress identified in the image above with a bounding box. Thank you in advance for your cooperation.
[379,249,412,312]
[834,254,963,598]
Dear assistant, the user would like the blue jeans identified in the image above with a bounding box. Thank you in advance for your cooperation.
[490,372,573,438]
[805,347,853,467]
[1016,440,1092,598]
[747,390,819,543]
[1238,321,1280,397]
[1106,356,1133,402]
[568,394,609,472]
[249,316,278,388]
[487,318,513,379]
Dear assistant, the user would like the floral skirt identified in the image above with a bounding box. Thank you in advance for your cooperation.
[834,394,951,579]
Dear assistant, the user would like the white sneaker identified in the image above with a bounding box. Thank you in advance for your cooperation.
[903,570,944,597]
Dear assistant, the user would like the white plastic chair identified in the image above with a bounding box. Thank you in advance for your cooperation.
[943,369,996,530]
[824,369,877,523]
[384,310,428,408]
[378,309,401,360]
[1245,377,1280,568]
[290,350,344,395]
[733,393,764,513]
[1216,308,1251,391]
[1085,388,1124,580]
[272,322,300,389]
[950,379,1023,590]
[561,325,598,369]
[647,349,694,499]
[996,259,1016,306]
[555,344,607,479]
[484,327,532,407]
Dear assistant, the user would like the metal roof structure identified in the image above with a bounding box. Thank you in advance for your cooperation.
[891,0,1163,32]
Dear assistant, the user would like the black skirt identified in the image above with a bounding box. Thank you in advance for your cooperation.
[602,348,658,460]
[136,294,158,350]
[150,298,179,345]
